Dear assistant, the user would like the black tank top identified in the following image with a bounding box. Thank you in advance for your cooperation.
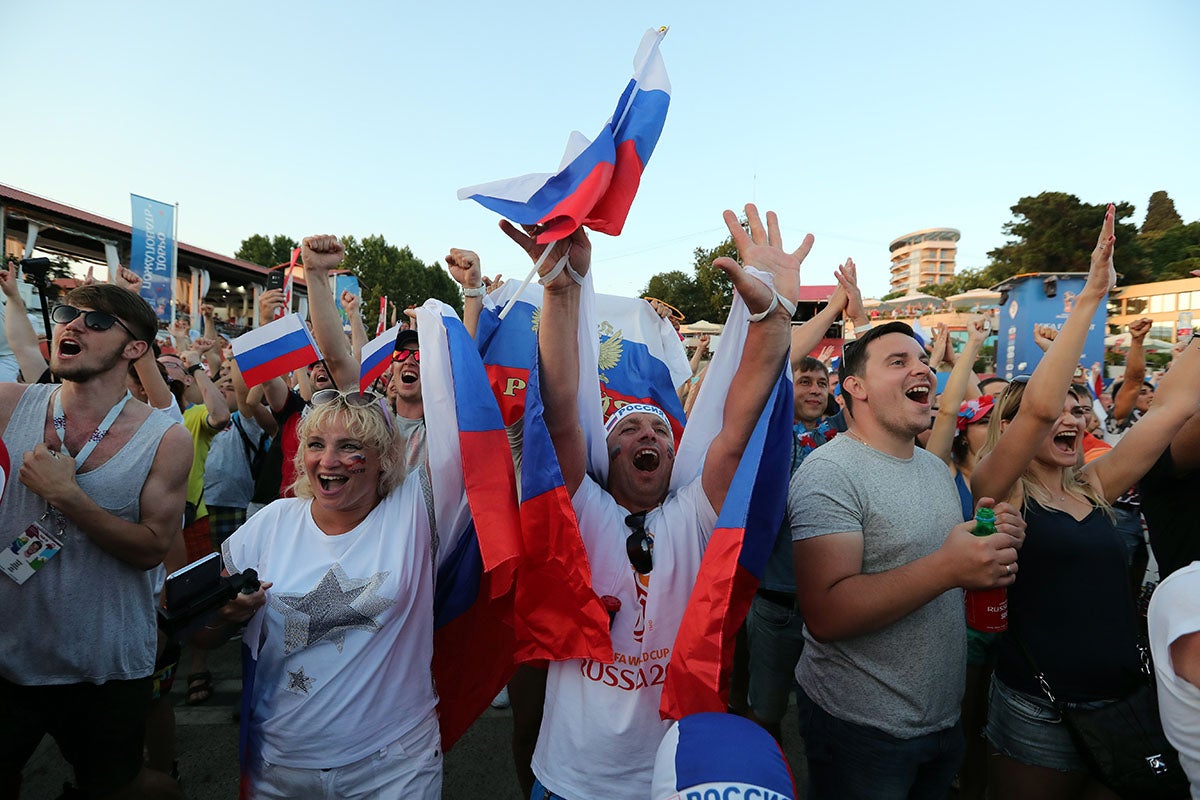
[995,499,1142,702]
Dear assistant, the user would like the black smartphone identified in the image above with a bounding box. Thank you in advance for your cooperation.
[266,269,285,292]
[164,552,222,610]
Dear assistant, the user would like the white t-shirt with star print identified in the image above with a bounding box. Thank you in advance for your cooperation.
[222,481,438,768]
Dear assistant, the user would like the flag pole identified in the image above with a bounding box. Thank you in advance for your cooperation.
[170,202,180,328]
[497,245,554,321]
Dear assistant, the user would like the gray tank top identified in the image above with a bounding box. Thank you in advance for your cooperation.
[0,384,176,685]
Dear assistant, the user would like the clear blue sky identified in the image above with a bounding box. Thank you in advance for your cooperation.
[3,0,1197,300]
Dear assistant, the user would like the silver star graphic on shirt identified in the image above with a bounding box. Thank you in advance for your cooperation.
[286,666,315,695]
[270,563,393,654]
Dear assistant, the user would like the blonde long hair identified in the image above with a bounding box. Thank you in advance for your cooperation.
[979,380,1112,517]
[290,399,405,499]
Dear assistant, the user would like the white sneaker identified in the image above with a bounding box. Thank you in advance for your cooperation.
[490,686,510,709]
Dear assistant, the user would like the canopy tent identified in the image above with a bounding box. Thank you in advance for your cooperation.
[679,320,723,334]
[881,289,939,307]
[945,288,1002,308]
[1104,332,1175,352]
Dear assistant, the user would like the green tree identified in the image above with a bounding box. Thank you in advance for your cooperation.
[640,224,745,322]
[1141,221,1200,280]
[986,192,1147,284]
[1142,190,1183,234]
[235,234,299,268]
[643,270,708,321]
[337,234,462,331]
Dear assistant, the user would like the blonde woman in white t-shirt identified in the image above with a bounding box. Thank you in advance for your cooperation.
[197,391,454,799]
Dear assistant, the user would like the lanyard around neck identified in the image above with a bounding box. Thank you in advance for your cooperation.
[52,389,133,469]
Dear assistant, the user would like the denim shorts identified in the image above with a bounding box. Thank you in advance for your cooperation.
[985,677,1115,773]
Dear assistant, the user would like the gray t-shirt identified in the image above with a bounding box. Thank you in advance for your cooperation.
[790,434,966,738]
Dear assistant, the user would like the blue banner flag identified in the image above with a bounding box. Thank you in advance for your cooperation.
[130,194,175,321]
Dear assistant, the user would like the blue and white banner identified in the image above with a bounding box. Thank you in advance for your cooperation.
[130,194,175,321]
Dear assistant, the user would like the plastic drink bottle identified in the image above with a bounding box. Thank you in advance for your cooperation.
[965,507,1008,633]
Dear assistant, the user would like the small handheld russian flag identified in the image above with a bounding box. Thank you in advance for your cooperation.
[231,314,322,388]
[359,323,401,392]
[458,27,670,244]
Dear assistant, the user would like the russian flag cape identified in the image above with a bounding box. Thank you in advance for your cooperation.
[457,28,670,244]
[236,301,520,796]
[658,279,793,718]
[475,278,689,662]
[230,313,322,389]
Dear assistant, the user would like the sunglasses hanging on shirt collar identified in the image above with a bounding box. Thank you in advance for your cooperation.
[625,511,654,575]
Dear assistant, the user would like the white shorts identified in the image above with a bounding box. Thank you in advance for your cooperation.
[249,709,442,799]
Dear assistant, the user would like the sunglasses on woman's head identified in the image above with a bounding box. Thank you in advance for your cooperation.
[308,389,394,431]
[392,348,420,364]
[51,305,140,340]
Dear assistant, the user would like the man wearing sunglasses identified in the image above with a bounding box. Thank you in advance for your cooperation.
[387,328,427,474]
[0,284,192,799]
[506,205,805,800]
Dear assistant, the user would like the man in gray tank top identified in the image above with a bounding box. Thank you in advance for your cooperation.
[789,322,1027,800]
[0,284,192,799]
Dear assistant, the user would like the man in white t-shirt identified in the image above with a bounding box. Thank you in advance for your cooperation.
[502,204,807,800]
[1147,559,1200,792]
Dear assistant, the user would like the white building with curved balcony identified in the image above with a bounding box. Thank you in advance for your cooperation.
[888,227,960,293]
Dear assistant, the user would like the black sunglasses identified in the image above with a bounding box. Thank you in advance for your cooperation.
[51,305,140,340]
[625,511,654,575]
[308,389,394,432]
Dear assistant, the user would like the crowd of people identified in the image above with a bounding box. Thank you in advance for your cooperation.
[1,203,1198,800]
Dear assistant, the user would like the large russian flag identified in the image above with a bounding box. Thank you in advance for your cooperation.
[476,279,690,444]
[359,323,401,392]
[230,313,322,388]
[418,301,523,749]
[659,272,793,720]
[457,27,670,244]
[472,284,612,663]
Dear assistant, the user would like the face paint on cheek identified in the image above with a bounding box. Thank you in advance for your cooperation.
[347,453,368,474]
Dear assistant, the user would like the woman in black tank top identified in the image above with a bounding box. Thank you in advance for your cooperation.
[973,206,1200,799]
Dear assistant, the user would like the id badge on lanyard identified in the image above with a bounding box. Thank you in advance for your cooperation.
[2,510,65,585]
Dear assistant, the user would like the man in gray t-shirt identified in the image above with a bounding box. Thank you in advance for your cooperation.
[789,322,1025,800]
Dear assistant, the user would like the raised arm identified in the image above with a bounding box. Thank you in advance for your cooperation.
[1085,335,1200,501]
[972,204,1118,505]
[702,204,808,514]
[445,248,485,339]
[299,236,358,390]
[790,259,853,372]
[0,266,48,381]
[340,289,367,363]
[1111,317,1150,424]
[502,222,591,494]
[927,317,989,465]
[228,357,277,436]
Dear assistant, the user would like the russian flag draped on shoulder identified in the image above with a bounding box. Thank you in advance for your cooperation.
[457,27,670,244]
[474,279,688,662]
[230,313,321,388]
[659,270,794,720]
[417,300,522,749]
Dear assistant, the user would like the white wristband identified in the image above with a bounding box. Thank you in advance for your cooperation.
[747,289,797,323]
[463,285,486,297]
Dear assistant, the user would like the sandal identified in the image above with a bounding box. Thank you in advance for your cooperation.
[185,671,213,705]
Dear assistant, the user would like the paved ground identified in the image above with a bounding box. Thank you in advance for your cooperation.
[20,643,809,799]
